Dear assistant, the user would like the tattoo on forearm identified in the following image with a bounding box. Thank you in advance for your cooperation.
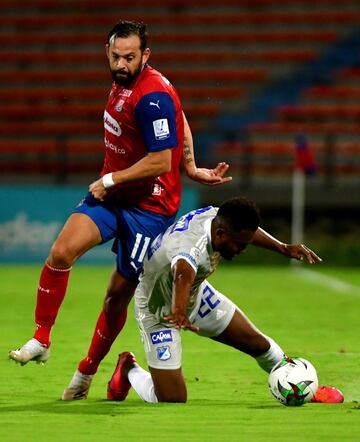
[183,137,194,164]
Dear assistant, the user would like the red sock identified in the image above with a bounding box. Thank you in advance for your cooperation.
[33,262,71,347]
[78,307,127,375]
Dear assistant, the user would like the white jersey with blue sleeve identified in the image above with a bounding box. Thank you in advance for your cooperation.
[135,206,222,321]
[134,205,237,370]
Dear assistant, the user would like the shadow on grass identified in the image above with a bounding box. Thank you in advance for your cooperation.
[0,399,145,416]
[0,398,283,415]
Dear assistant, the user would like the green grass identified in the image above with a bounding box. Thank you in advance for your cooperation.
[1,265,360,441]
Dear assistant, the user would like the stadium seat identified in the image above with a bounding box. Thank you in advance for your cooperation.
[1,0,359,181]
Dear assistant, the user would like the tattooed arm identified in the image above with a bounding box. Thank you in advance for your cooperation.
[182,112,232,186]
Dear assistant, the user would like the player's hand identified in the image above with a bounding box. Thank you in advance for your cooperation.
[284,244,322,264]
[89,178,109,201]
[164,313,199,332]
[187,162,232,186]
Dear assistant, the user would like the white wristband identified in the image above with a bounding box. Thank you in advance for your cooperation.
[102,173,115,188]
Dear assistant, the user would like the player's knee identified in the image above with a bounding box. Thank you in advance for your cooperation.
[104,284,135,313]
[104,293,125,315]
[48,242,75,268]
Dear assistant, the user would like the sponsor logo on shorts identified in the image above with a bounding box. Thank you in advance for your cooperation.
[156,346,171,361]
[150,330,173,344]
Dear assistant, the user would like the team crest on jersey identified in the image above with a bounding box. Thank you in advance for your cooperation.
[156,346,171,361]
[116,99,125,112]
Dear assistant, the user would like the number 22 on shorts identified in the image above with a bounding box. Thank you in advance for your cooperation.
[198,285,220,318]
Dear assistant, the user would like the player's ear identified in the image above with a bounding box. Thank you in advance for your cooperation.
[142,47,150,64]
[105,44,110,60]
[215,227,227,240]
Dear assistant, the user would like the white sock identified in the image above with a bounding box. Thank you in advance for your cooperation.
[128,366,158,403]
[255,336,285,373]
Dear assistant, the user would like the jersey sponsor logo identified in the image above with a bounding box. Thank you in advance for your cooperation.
[104,110,121,136]
[149,100,160,109]
[105,137,125,154]
[153,118,170,140]
[150,330,173,344]
[156,346,171,361]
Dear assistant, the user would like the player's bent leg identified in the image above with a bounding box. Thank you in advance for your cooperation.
[212,309,271,356]
[106,352,186,404]
[212,309,284,372]
[149,366,187,403]
[48,213,102,268]
[103,268,137,317]
[9,213,103,365]
[76,270,137,376]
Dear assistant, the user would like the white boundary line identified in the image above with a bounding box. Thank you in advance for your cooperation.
[293,267,360,297]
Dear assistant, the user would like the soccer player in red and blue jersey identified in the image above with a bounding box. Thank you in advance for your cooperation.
[9,20,231,400]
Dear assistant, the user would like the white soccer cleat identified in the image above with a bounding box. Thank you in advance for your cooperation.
[9,338,50,365]
[62,370,94,401]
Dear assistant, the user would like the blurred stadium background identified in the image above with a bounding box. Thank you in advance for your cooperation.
[0,0,359,265]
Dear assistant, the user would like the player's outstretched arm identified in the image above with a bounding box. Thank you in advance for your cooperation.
[164,259,199,332]
[252,227,322,264]
[182,112,232,186]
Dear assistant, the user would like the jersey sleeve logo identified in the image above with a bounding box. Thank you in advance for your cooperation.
[153,118,170,140]
[149,100,160,109]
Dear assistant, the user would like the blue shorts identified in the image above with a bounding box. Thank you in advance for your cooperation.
[73,193,176,281]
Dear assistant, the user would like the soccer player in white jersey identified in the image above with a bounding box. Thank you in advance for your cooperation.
[104,196,340,403]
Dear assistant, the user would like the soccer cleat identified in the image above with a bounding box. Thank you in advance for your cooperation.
[8,338,50,365]
[62,370,94,401]
[107,352,137,401]
[311,386,344,403]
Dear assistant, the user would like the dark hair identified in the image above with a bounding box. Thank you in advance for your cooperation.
[216,196,260,233]
[107,20,148,51]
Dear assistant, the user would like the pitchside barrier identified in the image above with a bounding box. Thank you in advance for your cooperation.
[0,185,199,263]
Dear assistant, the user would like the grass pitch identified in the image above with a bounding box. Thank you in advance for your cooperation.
[1,264,359,442]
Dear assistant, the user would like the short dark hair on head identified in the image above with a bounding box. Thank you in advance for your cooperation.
[108,20,148,51]
[217,196,260,232]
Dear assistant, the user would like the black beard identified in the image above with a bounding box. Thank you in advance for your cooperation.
[110,63,143,87]
[111,71,133,87]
